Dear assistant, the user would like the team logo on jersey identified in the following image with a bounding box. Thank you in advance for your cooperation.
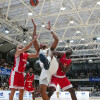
[64,63,67,67]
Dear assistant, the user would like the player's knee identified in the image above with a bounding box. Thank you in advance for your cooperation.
[39,87,45,94]
[19,89,24,95]
[39,88,43,94]
[10,89,16,95]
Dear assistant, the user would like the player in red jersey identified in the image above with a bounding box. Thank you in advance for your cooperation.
[24,68,35,100]
[48,47,77,100]
[9,35,39,100]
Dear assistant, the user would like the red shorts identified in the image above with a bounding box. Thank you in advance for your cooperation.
[25,85,34,93]
[50,76,73,91]
[9,71,24,89]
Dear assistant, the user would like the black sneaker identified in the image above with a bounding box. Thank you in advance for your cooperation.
[39,53,50,70]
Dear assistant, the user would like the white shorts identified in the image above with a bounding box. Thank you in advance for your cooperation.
[39,78,49,86]
[39,56,58,86]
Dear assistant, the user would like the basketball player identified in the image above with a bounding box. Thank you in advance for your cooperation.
[9,35,39,100]
[48,47,77,100]
[31,19,59,100]
[24,68,35,100]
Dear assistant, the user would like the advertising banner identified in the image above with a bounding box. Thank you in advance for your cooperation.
[51,91,89,99]
[0,91,89,99]
[89,77,100,81]
[0,91,32,99]
[0,68,11,75]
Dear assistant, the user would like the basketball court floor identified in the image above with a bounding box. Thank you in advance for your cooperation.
[3,97,100,100]
[34,98,100,100]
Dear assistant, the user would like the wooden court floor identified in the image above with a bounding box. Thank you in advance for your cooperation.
[3,97,100,100]
[26,97,100,100]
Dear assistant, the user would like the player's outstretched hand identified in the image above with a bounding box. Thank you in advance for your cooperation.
[46,21,51,31]
[32,35,38,42]
[31,19,37,27]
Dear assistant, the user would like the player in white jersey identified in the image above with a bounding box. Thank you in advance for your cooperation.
[32,19,59,100]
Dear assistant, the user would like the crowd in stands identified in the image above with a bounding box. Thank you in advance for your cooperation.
[90,91,100,97]
[0,59,12,90]
[89,87,100,96]
[67,70,100,79]
[0,59,13,69]
[0,75,9,90]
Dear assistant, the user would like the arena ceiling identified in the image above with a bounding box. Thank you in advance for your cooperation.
[0,0,100,62]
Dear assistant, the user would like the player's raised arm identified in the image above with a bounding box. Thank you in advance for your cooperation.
[52,51,64,59]
[32,19,40,52]
[28,52,39,58]
[46,21,59,51]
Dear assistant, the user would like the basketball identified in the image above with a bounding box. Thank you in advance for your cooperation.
[30,0,39,7]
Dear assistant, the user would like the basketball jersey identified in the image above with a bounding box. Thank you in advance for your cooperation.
[53,53,71,77]
[25,73,34,86]
[39,48,48,57]
[12,53,28,73]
